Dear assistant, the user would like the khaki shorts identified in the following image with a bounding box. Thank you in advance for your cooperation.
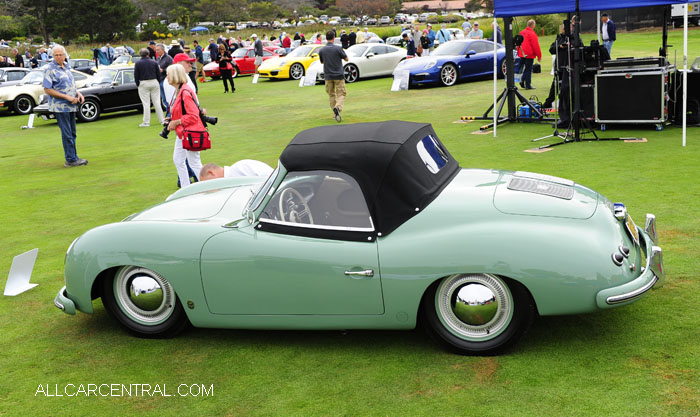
[254,56,263,66]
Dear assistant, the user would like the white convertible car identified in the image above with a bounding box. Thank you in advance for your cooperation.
[310,44,407,83]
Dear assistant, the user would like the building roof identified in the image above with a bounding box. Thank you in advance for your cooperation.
[402,1,470,11]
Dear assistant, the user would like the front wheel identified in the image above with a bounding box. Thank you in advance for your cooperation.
[439,63,458,86]
[289,63,305,80]
[77,98,100,122]
[423,273,534,355]
[101,266,189,338]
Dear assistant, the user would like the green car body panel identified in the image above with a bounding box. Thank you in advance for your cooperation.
[61,167,660,330]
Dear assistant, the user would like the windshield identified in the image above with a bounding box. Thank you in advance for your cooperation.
[432,41,468,56]
[232,48,248,58]
[288,45,314,57]
[246,166,280,215]
[346,45,368,57]
[92,69,117,84]
[24,71,45,83]
[113,56,130,65]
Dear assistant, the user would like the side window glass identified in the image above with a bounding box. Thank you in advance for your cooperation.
[114,72,123,85]
[247,50,255,58]
[123,70,135,84]
[416,135,448,174]
[73,72,86,81]
[260,171,373,230]
[9,71,25,81]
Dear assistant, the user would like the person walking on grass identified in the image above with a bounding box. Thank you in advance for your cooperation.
[517,19,541,90]
[319,30,348,123]
[43,45,87,168]
[134,48,165,128]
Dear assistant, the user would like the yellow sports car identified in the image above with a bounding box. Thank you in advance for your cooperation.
[258,44,322,80]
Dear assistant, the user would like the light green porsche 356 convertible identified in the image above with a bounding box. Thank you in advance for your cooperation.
[55,121,663,355]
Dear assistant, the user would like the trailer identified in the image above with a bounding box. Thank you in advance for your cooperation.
[671,2,700,27]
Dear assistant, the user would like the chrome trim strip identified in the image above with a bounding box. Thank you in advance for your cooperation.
[606,276,658,304]
[344,269,374,277]
[258,218,375,233]
[650,245,664,281]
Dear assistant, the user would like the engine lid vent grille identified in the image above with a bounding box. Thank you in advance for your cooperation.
[507,177,575,200]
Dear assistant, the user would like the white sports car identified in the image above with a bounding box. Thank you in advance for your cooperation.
[310,44,407,83]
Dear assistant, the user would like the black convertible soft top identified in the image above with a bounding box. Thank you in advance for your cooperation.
[279,121,460,236]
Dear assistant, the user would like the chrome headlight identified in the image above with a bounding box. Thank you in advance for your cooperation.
[424,60,437,70]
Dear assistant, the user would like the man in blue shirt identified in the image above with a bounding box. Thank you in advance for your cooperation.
[42,45,87,167]
[426,24,436,51]
[436,24,452,45]
[467,23,484,39]
[193,40,204,81]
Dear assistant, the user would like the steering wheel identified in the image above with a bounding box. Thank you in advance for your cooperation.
[278,188,314,224]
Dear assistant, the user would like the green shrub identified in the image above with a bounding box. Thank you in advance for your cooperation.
[518,14,566,36]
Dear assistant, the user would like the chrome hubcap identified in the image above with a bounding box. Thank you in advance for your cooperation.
[442,66,456,85]
[115,266,175,325]
[436,274,512,340]
[82,103,96,118]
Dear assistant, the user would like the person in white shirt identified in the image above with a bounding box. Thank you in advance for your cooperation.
[200,160,274,180]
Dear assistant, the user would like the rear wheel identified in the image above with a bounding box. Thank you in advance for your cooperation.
[423,273,534,355]
[77,98,100,122]
[344,64,359,83]
[101,266,189,338]
[13,94,35,115]
[289,63,305,80]
[500,59,507,79]
[439,63,458,86]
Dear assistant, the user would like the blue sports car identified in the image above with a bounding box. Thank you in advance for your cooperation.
[393,39,515,87]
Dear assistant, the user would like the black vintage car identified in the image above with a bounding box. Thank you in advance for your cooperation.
[34,66,159,122]
[68,59,97,75]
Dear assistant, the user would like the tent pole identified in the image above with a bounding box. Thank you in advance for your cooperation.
[493,17,498,137]
[597,11,601,44]
[683,4,688,147]
[504,16,516,120]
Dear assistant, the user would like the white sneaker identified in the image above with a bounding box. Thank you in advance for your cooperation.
[139,123,150,127]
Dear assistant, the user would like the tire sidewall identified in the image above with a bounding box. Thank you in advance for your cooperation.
[423,276,534,355]
[78,99,100,122]
[101,267,188,338]
[440,64,457,86]
[14,95,34,115]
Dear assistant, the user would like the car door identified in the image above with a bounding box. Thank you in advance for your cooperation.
[363,45,386,77]
[200,170,384,315]
[461,41,493,78]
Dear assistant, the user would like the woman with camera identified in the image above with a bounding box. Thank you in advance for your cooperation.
[166,64,205,188]
[217,43,235,93]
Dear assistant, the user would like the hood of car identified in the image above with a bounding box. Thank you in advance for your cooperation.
[127,185,255,223]
[259,57,290,69]
[493,171,598,219]
[0,83,42,98]
[395,56,454,71]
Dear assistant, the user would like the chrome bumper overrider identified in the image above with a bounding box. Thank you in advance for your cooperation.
[596,213,664,307]
[54,286,76,315]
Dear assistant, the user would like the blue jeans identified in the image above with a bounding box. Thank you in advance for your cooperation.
[603,40,614,56]
[159,80,169,114]
[55,112,78,162]
[521,58,534,88]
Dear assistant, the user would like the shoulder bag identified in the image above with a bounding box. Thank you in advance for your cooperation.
[179,89,211,151]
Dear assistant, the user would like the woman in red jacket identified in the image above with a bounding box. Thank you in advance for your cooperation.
[517,19,542,90]
[167,64,205,188]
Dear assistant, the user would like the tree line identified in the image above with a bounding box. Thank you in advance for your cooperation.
[1,0,402,45]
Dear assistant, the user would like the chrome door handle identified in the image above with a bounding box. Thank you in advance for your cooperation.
[344,269,374,278]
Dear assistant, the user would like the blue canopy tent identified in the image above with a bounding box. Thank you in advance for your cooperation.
[190,26,209,33]
[492,0,691,146]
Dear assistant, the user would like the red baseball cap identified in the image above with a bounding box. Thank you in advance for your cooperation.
[173,53,195,64]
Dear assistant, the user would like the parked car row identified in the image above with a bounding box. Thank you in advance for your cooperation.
[0,67,91,115]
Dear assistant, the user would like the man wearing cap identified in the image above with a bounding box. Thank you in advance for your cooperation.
[164,53,198,105]
[193,40,204,81]
[134,48,165,127]
[319,30,349,123]
[281,32,291,54]
[426,24,436,51]
[207,38,218,63]
[252,34,263,73]
[467,23,483,39]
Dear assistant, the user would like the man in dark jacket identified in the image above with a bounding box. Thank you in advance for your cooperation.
[348,29,357,46]
[207,38,218,63]
[134,48,165,127]
[600,14,616,55]
[168,40,183,58]
[340,30,349,49]
[13,49,23,67]
[147,41,157,59]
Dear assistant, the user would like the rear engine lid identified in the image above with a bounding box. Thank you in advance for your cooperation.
[493,171,598,219]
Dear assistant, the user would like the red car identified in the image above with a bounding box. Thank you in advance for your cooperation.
[203,47,279,79]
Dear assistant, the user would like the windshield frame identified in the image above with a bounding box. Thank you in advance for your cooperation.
[92,69,118,84]
[244,164,282,221]
[288,45,314,58]
[346,45,369,57]
[432,41,468,56]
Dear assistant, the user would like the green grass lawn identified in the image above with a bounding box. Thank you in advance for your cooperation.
[1,29,699,416]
